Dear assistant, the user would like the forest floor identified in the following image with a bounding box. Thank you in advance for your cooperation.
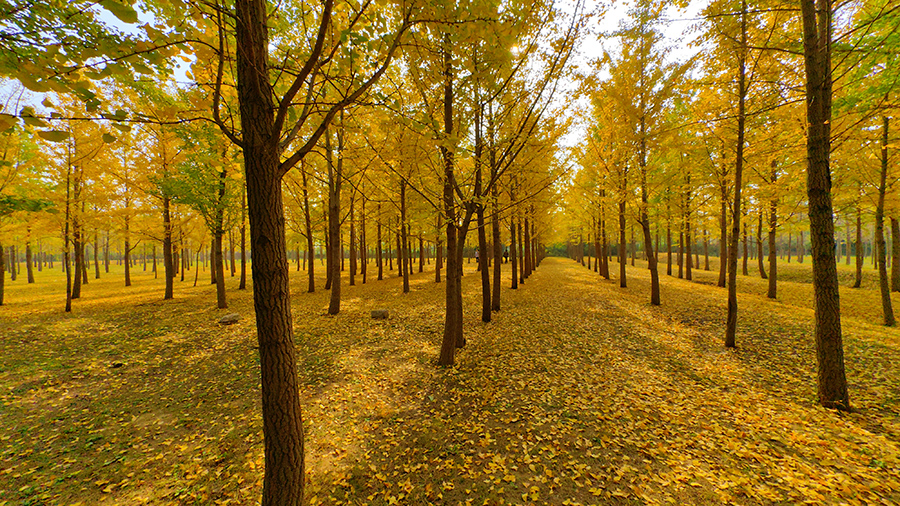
[1,255,899,505]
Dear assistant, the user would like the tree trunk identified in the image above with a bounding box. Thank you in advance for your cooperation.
[400,180,409,293]
[377,207,384,281]
[0,242,4,305]
[491,182,501,310]
[349,193,356,287]
[25,240,34,284]
[800,0,850,410]
[240,185,248,290]
[510,213,518,289]
[876,115,895,326]
[618,197,627,288]
[234,0,306,499]
[214,165,228,309]
[725,0,747,349]
[742,220,749,276]
[517,217,525,284]
[891,217,899,292]
[667,206,672,276]
[853,207,862,288]
[163,194,174,300]
[768,172,778,298]
[124,218,132,287]
[327,125,342,315]
[214,230,227,309]
[718,177,728,288]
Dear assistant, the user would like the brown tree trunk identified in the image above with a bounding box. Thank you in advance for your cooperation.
[517,217,525,284]
[214,165,228,309]
[726,0,747,349]
[400,180,409,293]
[704,229,710,271]
[361,197,368,283]
[667,205,672,276]
[163,194,174,300]
[26,231,34,284]
[754,210,766,278]
[240,186,248,290]
[439,36,464,366]
[618,196,627,288]
[510,213,518,289]
[876,115,895,326]
[742,220,749,276]
[214,229,227,309]
[349,193,356,287]
[524,216,532,278]
[0,242,4,305]
[327,125,342,315]
[377,206,383,281]
[853,208,862,288]
[891,217,899,292]
[718,178,728,288]
[234,0,307,500]
[800,0,850,410]
[768,175,778,299]
[600,194,609,279]
[491,183,502,310]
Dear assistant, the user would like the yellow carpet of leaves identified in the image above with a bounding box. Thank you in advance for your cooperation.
[1,255,898,505]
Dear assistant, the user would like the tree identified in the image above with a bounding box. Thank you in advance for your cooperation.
[799,0,850,410]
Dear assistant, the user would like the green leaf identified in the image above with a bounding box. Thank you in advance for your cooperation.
[100,0,138,24]
[37,130,70,143]
[102,133,117,143]
[111,123,132,132]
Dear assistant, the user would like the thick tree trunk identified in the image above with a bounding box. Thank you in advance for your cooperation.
[234,0,306,500]
[876,116,895,326]
[800,0,850,410]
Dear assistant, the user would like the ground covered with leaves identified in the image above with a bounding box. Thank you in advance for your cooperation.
[1,255,899,505]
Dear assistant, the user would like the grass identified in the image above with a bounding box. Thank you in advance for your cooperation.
[1,253,898,505]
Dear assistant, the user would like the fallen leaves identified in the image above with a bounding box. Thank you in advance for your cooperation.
[1,257,899,504]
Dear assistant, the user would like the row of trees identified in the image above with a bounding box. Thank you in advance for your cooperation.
[566,0,897,414]
[0,0,580,503]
